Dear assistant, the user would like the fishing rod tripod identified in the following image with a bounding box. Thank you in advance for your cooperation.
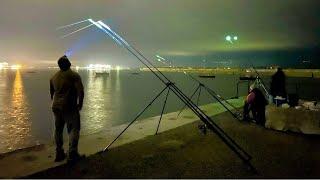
[104,82,172,150]
[104,80,255,171]
[250,62,270,97]
[177,72,242,122]
[60,19,256,172]
[253,76,269,97]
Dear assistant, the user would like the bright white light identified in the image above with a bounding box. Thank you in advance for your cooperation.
[56,19,90,30]
[97,21,129,46]
[11,64,22,70]
[233,36,238,40]
[87,64,111,71]
[97,21,111,31]
[0,62,9,69]
[88,20,122,46]
[88,19,103,29]
[156,55,166,61]
[226,35,231,41]
[116,66,121,71]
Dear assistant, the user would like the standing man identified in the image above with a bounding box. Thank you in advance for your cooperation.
[50,55,84,162]
[270,67,287,99]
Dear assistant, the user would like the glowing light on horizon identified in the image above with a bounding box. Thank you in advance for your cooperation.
[10,65,22,70]
[87,64,112,71]
[0,62,9,69]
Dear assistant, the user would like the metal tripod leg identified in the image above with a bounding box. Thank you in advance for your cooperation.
[103,85,169,151]
[168,84,254,168]
[176,85,201,118]
[196,84,202,106]
[204,86,242,121]
[155,88,170,135]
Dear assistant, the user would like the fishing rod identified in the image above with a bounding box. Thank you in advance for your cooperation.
[153,55,241,118]
[60,19,255,170]
[96,20,254,169]
[178,71,242,121]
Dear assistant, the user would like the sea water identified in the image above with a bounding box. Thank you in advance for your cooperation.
[0,69,319,153]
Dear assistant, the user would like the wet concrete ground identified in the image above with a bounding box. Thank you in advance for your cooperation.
[0,99,245,178]
[28,111,320,178]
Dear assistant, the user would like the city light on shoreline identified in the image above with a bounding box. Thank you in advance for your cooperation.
[0,62,22,70]
[10,64,22,70]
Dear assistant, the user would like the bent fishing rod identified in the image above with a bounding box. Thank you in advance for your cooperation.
[155,55,240,113]
[59,19,254,169]
[94,20,252,166]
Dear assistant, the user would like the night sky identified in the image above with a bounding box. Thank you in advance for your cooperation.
[0,0,319,68]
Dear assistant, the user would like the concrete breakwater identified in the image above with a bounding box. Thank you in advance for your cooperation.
[0,98,244,178]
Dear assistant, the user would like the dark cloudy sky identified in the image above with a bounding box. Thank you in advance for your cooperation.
[0,0,319,67]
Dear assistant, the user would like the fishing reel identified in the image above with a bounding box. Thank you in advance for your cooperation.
[198,124,208,135]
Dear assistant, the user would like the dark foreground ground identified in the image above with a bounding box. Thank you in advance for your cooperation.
[27,112,320,178]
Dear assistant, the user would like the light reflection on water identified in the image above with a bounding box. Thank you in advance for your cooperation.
[0,70,34,152]
[82,71,114,134]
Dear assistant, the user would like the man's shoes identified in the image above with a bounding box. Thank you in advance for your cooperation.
[54,150,66,162]
[198,124,207,135]
[67,152,85,163]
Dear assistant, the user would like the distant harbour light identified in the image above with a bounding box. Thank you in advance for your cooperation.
[10,64,22,70]
[0,62,9,69]
[86,64,112,71]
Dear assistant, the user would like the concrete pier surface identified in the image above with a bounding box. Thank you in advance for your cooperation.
[27,110,320,178]
[0,98,244,178]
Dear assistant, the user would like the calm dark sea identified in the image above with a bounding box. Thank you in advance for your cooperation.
[0,69,319,153]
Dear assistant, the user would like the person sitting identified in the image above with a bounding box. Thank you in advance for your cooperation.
[243,85,268,126]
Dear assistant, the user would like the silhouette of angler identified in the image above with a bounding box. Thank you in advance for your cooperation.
[243,86,268,126]
[50,55,84,162]
[270,67,287,98]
